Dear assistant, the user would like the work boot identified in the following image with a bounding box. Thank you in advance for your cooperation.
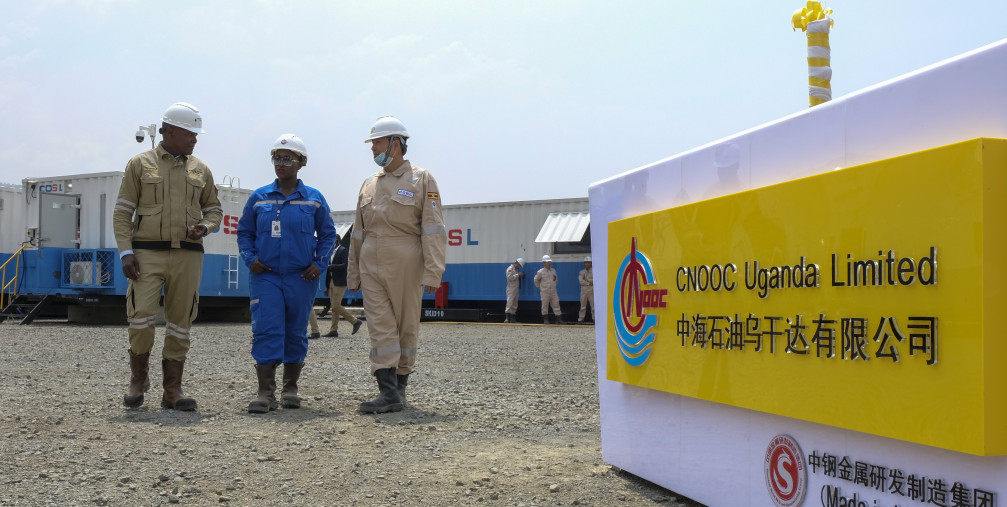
[359,368,403,414]
[543,315,551,324]
[161,359,197,411]
[555,314,566,325]
[281,363,304,409]
[123,349,150,408]
[352,320,363,335]
[396,373,409,407]
[248,363,278,413]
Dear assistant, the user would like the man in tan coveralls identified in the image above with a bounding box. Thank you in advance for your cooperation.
[578,255,594,323]
[504,257,525,323]
[534,255,564,324]
[348,116,447,414]
[114,102,222,411]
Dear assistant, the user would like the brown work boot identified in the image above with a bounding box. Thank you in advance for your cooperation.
[161,359,197,411]
[123,349,150,408]
[248,363,278,413]
[281,363,304,408]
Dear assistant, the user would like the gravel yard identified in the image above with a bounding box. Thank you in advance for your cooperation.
[0,317,701,506]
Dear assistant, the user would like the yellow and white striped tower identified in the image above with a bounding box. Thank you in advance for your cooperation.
[792,2,834,106]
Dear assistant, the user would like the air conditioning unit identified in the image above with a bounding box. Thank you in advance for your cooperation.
[69,261,93,284]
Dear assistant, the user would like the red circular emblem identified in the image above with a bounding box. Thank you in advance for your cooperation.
[764,434,807,507]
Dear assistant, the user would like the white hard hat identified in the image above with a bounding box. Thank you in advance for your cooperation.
[365,116,409,142]
[584,255,592,262]
[272,133,308,165]
[162,102,204,134]
[541,255,552,263]
[516,258,525,267]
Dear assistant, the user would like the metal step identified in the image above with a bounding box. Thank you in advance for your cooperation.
[0,295,53,325]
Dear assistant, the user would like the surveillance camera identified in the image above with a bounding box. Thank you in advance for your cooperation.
[135,129,145,143]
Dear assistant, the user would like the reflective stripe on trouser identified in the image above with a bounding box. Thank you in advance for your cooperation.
[126,249,203,361]
[579,287,595,320]
[540,289,560,315]
[249,271,315,364]
[359,235,423,375]
[328,283,356,333]
[505,285,519,314]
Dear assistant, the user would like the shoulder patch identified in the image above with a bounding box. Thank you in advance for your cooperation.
[426,192,439,200]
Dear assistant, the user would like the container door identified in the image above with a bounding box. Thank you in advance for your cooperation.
[39,192,79,248]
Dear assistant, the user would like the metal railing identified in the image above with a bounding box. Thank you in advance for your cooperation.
[1,245,27,310]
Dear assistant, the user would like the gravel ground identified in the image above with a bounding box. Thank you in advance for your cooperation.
[0,315,702,507]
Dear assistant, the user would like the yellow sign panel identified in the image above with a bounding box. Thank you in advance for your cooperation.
[608,138,1007,456]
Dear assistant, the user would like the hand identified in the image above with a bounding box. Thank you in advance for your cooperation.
[186,224,206,240]
[350,284,361,291]
[323,290,329,296]
[121,254,141,281]
[424,285,438,295]
[302,264,321,281]
[249,258,271,274]
[518,272,525,278]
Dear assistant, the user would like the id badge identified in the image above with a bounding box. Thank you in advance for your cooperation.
[271,220,281,238]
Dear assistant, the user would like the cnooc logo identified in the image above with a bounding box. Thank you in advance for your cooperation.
[612,238,667,366]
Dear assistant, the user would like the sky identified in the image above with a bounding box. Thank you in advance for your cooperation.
[2,0,1006,212]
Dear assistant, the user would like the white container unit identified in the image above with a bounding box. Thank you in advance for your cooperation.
[330,197,591,304]
[0,183,26,254]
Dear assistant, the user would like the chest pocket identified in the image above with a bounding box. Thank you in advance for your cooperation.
[254,203,275,231]
[185,170,206,207]
[390,190,416,207]
[298,204,317,233]
[139,166,163,206]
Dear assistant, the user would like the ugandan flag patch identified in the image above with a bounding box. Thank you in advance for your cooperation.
[427,192,440,200]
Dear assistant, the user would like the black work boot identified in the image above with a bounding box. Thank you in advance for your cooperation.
[359,368,403,414]
[281,363,304,408]
[543,315,550,324]
[161,359,197,411]
[396,373,409,407]
[124,349,150,408]
[248,363,278,413]
[555,314,566,325]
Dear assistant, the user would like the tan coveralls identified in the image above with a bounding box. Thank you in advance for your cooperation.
[113,145,222,361]
[347,161,446,375]
[578,267,594,321]
[505,264,522,314]
[534,266,560,316]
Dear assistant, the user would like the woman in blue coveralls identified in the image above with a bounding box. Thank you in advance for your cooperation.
[237,134,336,413]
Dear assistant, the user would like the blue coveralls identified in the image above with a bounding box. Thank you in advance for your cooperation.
[236,180,336,365]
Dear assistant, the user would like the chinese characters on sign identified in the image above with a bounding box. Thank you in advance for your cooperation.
[808,448,996,507]
[676,313,937,365]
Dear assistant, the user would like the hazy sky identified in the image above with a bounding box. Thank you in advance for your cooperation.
[2,1,1005,212]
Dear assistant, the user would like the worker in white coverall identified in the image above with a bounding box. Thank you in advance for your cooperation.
[504,257,525,323]
[534,255,564,324]
[578,255,594,323]
[348,116,447,414]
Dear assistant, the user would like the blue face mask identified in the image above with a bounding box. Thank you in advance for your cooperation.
[373,152,392,167]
